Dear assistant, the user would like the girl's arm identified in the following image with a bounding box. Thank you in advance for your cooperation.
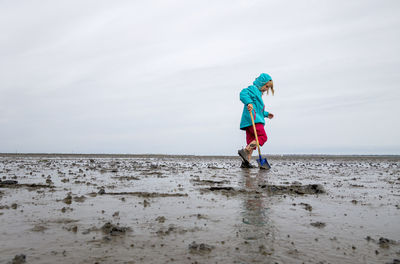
[264,106,274,119]
[240,88,253,105]
[264,111,274,119]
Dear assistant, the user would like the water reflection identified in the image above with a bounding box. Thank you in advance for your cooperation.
[236,168,276,262]
[242,170,267,227]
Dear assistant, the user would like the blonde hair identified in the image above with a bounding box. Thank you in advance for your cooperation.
[265,81,274,96]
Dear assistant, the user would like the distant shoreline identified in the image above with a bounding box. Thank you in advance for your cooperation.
[0,153,399,160]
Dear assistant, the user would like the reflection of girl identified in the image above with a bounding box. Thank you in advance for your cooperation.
[238,73,274,168]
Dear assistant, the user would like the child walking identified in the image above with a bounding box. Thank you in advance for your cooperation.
[238,73,274,168]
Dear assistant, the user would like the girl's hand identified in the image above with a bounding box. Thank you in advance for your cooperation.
[247,104,253,112]
[268,113,274,119]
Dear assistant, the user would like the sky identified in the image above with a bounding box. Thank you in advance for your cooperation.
[0,0,399,155]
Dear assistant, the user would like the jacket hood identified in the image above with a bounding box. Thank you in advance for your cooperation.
[253,73,272,89]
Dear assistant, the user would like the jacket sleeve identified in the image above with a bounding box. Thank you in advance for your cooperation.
[264,111,269,117]
[240,88,253,105]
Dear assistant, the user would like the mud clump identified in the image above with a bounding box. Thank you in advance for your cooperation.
[201,187,255,196]
[65,225,78,233]
[142,199,150,207]
[73,195,86,203]
[156,226,176,236]
[30,225,48,232]
[208,187,235,191]
[156,225,200,236]
[63,194,72,205]
[112,176,140,181]
[310,222,326,228]
[195,214,208,219]
[300,202,312,211]
[188,241,214,254]
[101,222,130,236]
[61,207,73,213]
[45,179,53,185]
[191,178,230,186]
[0,180,18,185]
[260,183,325,195]
[101,191,188,198]
[378,237,398,249]
[156,216,166,223]
[365,236,399,249]
[9,254,26,264]
[202,184,325,197]
[259,245,272,256]
[0,181,52,190]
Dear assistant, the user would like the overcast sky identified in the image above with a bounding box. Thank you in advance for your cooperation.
[1,0,399,155]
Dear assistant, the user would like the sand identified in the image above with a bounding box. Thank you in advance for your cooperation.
[0,154,399,264]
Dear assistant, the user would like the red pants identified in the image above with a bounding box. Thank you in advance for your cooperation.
[246,123,267,149]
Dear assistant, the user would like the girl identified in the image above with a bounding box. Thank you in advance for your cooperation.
[238,73,274,168]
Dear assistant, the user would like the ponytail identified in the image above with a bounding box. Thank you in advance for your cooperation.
[266,81,274,96]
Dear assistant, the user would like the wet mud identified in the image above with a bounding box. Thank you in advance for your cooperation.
[0,154,399,263]
[98,191,188,198]
[0,180,53,190]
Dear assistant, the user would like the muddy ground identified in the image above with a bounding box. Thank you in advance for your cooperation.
[0,154,399,264]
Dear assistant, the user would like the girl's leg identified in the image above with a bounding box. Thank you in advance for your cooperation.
[245,140,257,161]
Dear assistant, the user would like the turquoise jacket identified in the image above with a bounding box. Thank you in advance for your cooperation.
[239,73,272,130]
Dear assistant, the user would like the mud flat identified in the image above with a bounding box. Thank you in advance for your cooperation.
[0,154,399,263]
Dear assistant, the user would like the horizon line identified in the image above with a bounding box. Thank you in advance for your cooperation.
[1,153,399,158]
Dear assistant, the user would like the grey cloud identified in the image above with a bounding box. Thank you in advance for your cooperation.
[1,0,399,154]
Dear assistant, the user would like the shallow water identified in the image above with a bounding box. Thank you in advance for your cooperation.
[0,154,399,263]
